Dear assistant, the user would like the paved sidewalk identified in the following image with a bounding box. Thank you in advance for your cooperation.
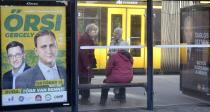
[78,75,210,112]
[80,103,210,112]
[2,75,210,112]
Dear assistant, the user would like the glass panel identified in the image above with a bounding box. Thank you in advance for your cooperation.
[78,1,148,111]
[180,4,210,94]
[153,9,161,45]
[130,15,141,57]
[153,0,210,107]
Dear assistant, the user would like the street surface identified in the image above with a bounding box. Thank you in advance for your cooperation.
[3,75,210,112]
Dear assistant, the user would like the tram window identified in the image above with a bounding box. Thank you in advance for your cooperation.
[78,7,100,45]
[78,7,108,46]
[130,15,141,57]
[84,8,98,18]
[153,9,161,45]
[111,14,122,40]
[100,8,108,46]
[78,8,99,32]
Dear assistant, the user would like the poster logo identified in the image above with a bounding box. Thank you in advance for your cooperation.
[8,96,14,102]
[45,94,52,101]
[54,95,63,99]
[19,96,24,102]
[35,95,42,101]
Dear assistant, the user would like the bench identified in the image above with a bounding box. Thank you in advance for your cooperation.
[78,82,147,104]
[78,82,147,90]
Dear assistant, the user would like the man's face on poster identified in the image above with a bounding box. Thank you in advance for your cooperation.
[184,17,193,43]
[35,35,58,67]
[7,46,25,70]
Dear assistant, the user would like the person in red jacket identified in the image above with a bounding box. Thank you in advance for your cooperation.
[78,23,98,105]
[100,49,133,105]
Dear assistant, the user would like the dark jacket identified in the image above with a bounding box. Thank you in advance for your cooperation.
[105,50,133,83]
[2,64,30,89]
[15,64,66,89]
[78,32,95,78]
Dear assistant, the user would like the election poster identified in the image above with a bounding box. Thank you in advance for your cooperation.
[180,5,210,99]
[1,6,67,106]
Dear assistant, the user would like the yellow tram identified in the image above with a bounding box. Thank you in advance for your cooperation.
[78,1,162,71]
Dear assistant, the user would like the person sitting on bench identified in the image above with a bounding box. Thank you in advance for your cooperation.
[100,49,133,105]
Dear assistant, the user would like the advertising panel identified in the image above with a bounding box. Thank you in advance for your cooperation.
[1,5,67,106]
[180,5,210,99]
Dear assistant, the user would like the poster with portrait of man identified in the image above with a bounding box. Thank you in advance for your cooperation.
[180,5,210,98]
[1,4,68,106]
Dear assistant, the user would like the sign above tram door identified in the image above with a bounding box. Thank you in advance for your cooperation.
[116,0,138,5]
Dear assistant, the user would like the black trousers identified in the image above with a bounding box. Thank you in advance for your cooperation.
[79,77,91,102]
[100,86,126,104]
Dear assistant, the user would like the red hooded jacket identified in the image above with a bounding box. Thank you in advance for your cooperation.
[105,51,133,83]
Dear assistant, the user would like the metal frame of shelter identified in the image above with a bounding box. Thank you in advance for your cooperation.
[0,0,154,111]
[71,0,154,111]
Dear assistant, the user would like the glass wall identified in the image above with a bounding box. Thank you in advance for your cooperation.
[77,0,209,111]
[0,0,209,111]
[77,0,149,111]
[154,0,210,107]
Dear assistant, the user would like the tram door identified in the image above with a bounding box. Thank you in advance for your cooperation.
[107,8,145,68]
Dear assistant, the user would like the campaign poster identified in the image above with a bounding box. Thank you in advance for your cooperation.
[180,6,210,96]
[1,6,67,106]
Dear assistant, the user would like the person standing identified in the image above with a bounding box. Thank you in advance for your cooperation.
[3,41,30,89]
[78,23,99,105]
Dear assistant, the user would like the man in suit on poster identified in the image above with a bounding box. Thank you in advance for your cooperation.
[16,30,66,89]
[2,41,30,89]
